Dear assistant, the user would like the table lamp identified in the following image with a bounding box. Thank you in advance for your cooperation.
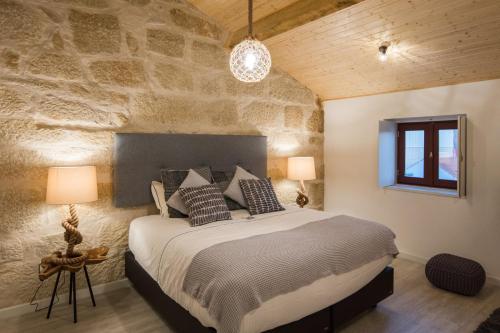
[288,157,316,208]
[42,166,98,274]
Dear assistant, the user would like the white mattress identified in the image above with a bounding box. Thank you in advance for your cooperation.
[129,207,392,333]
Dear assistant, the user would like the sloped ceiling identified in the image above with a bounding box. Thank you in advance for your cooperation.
[188,0,301,32]
[190,0,500,100]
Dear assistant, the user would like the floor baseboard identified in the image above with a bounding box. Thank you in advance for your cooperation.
[398,251,500,286]
[397,252,428,265]
[0,278,131,320]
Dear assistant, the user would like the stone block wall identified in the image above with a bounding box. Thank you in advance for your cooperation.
[0,0,324,308]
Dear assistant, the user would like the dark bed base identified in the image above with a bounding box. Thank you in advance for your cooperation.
[125,251,393,333]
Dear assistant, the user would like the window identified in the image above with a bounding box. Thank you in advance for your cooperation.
[378,115,466,197]
[397,121,458,189]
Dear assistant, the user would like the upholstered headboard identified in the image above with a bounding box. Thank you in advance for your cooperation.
[113,133,267,207]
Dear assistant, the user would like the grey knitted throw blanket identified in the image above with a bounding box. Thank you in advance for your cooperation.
[182,215,399,333]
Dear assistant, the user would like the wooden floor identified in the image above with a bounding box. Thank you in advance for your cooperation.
[4,258,499,333]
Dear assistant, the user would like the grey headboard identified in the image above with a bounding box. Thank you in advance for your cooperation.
[113,133,267,207]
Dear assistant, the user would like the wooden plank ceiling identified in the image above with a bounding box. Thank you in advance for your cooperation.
[188,0,301,32]
[190,0,500,100]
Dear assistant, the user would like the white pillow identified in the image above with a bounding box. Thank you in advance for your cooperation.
[151,181,168,216]
[223,166,259,207]
[166,169,210,215]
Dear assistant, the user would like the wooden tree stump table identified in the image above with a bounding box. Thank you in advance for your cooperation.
[40,246,109,323]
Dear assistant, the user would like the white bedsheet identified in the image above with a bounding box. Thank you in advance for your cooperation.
[129,207,392,333]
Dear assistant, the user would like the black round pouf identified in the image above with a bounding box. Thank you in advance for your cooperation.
[425,253,486,296]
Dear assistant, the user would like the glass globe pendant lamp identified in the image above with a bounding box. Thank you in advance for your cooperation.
[229,0,272,83]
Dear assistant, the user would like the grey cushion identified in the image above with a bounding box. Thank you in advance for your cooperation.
[178,184,232,227]
[166,169,211,215]
[223,166,259,207]
[160,166,212,218]
[212,170,244,210]
[239,178,285,215]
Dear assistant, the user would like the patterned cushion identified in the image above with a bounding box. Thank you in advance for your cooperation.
[239,178,284,215]
[212,170,244,210]
[178,184,232,227]
[160,166,212,218]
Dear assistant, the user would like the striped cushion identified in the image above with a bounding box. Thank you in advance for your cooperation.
[239,178,284,215]
[178,184,232,227]
[160,166,212,218]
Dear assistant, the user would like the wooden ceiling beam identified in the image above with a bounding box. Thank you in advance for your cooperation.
[227,0,364,47]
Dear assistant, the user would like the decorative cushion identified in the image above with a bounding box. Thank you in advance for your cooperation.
[166,169,211,215]
[151,181,167,216]
[178,184,232,227]
[160,166,212,218]
[223,166,259,208]
[212,170,244,210]
[425,253,486,296]
[239,178,285,215]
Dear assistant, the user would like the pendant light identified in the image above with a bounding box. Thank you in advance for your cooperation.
[229,0,272,83]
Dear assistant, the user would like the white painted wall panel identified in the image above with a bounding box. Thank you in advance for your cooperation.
[324,79,500,281]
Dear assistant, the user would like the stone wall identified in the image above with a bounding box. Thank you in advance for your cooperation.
[0,0,324,309]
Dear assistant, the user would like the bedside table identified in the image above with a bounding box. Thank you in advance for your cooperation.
[40,246,109,323]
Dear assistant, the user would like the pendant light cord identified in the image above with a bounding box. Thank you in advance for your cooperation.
[248,0,253,37]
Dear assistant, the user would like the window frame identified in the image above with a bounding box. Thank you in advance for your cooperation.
[433,121,459,189]
[397,122,433,187]
[397,120,458,190]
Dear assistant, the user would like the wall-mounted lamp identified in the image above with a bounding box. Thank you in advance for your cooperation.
[378,44,389,62]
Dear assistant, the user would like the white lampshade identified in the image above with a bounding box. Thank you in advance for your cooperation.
[46,166,98,205]
[288,157,316,181]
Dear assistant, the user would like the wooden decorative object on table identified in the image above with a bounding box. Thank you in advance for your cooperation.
[288,157,316,208]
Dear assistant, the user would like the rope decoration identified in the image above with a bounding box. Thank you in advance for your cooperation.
[62,204,85,259]
[39,204,87,280]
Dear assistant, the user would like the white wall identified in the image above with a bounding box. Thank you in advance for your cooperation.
[324,79,500,281]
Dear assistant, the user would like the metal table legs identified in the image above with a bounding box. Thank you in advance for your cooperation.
[46,266,96,323]
[46,270,61,319]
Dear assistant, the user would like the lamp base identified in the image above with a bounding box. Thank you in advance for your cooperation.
[296,190,309,208]
[39,204,87,280]
[39,205,110,280]
[296,180,310,208]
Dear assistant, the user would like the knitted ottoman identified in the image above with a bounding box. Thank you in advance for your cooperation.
[425,253,486,296]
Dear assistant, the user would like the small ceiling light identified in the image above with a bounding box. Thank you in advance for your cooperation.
[229,0,272,83]
[378,44,389,62]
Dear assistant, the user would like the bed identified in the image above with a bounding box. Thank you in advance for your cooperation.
[115,133,397,333]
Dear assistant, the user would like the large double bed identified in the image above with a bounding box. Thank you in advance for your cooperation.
[115,133,397,333]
